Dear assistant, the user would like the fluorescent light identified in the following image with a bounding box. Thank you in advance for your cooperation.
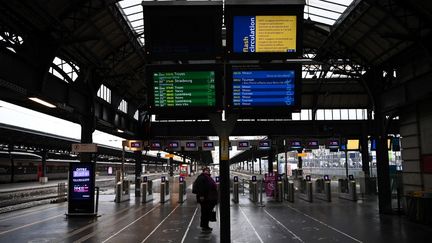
[117,129,124,133]
[28,97,56,108]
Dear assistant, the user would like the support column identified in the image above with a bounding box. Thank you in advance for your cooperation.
[169,157,174,177]
[259,157,262,174]
[361,133,370,177]
[219,135,230,243]
[375,112,392,214]
[209,113,237,243]
[135,151,143,197]
[268,150,274,174]
[8,144,14,183]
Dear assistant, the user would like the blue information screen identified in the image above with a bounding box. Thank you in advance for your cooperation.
[232,70,296,107]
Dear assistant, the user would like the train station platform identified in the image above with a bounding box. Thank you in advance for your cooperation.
[0,175,431,243]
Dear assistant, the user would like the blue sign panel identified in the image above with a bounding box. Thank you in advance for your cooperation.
[233,16,255,53]
[232,70,295,107]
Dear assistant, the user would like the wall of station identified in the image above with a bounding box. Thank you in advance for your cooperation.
[400,97,432,194]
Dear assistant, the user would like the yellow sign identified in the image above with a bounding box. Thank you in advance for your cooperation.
[220,138,229,160]
[165,153,174,158]
[297,153,307,157]
[256,16,296,52]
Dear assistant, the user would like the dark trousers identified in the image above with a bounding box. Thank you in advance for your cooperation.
[200,201,216,228]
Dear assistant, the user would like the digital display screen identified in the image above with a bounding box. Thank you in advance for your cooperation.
[150,142,162,150]
[186,142,197,148]
[232,70,295,107]
[130,142,142,148]
[258,140,271,149]
[167,141,180,149]
[328,140,339,149]
[153,71,216,107]
[70,164,93,200]
[203,141,214,148]
[306,141,319,149]
[142,2,222,60]
[233,15,296,53]
[237,141,250,150]
[290,141,302,149]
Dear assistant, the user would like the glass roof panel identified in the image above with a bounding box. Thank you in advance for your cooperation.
[117,0,355,46]
[305,0,354,25]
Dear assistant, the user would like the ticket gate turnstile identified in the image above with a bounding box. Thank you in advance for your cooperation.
[115,180,130,203]
[178,177,187,203]
[249,180,258,202]
[276,180,284,202]
[315,177,332,202]
[298,177,313,202]
[286,180,295,202]
[232,176,239,203]
[338,176,357,201]
[140,178,154,203]
[160,178,170,203]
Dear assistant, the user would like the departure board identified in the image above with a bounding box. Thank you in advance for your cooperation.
[232,70,295,107]
[233,16,297,53]
[153,71,216,107]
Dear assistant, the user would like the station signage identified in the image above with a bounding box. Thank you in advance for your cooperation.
[68,162,95,215]
[150,141,163,150]
[258,140,271,150]
[72,143,97,153]
[237,141,250,150]
[184,141,198,151]
[167,141,181,151]
[202,140,215,151]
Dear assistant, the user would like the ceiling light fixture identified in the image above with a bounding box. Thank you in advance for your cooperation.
[28,97,56,108]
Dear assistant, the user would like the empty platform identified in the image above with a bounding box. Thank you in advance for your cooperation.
[0,178,431,243]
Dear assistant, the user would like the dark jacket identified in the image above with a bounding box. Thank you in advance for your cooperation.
[194,173,218,203]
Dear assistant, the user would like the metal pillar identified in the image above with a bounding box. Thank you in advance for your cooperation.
[135,151,143,197]
[169,157,174,177]
[259,157,262,175]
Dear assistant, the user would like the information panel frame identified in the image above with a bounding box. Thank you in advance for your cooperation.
[68,162,95,215]
[142,1,223,61]
[226,63,301,118]
[146,64,223,118]
[225,1,304,60]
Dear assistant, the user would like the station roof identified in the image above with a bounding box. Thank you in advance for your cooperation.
[0,0,431,164]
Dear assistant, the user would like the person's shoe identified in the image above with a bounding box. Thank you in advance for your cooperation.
[202,227,213,232]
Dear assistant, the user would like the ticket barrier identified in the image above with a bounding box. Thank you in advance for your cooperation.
[338,175,357,201]
[115,180,130,203]
[315,176,331,202]
[232,176,239,203]
[160,177,170,203]
[178,176,187,203]
[286,180,295,202]
[276,179,284,202]
[249,180,258,203]
[298,176,313,202]
[140,177,153,203]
